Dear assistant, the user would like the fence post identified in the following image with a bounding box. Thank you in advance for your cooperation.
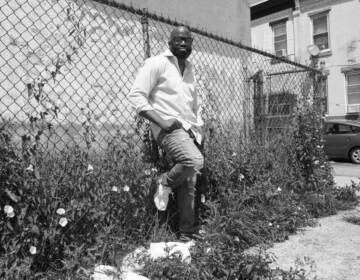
[141,9,151,59]
[139,9,159,163]
[252,70,265,139]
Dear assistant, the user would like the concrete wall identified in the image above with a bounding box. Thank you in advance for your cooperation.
[0,0,252,148]
[116,0,251,44]
[251,0,360,118]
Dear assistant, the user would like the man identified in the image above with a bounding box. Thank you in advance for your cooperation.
[128,26,204,240]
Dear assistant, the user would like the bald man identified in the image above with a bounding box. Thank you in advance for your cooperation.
[128,26,204,240]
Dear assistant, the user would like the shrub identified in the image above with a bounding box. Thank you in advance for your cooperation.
[1,101,358,279]
[0,126,161,278]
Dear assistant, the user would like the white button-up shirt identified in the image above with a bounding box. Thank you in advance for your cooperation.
[128,49,203,144]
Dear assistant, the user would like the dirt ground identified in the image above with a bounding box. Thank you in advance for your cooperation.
[267,205,360,280]
[262,174,360,280]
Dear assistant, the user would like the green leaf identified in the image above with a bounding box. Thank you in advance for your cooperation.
[5,188,20,202]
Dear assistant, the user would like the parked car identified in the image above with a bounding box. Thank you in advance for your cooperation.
[323,120,360,164]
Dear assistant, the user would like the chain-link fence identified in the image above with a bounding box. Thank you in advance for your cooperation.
[0,0,326,156]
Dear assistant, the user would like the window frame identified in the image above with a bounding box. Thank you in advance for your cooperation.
[345,70,360,112]
[270,19,288,57]
[310,11,330,52]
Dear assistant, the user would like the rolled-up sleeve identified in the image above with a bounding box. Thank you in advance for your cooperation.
[128,58,160,114]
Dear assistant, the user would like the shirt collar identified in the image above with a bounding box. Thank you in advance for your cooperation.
[163,49,175,57]
[163,49,192,67]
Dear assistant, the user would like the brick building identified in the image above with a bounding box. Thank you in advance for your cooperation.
[250,0,360,120]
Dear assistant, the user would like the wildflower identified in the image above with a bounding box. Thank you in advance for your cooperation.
[29,246,37,255]
[111,186,118,192]
[26,164,34,172]
[234,236,240,242]
[123,185,130,192]
[320,165,325,168]
[314,160,319,165]
[201,194,206,203]
[277,187,282,192]
[151,167,158,173]
[276,225,280,229]
[232,152,237,157]
[268,222,273,226]
[87,164,93,172]
[59,217,68,227]
[205,247,212,254]
[238,174,245,182]
[56,208,66,215]
[4,205,15,218]
[297,206,301,210]
[144,169,151,176]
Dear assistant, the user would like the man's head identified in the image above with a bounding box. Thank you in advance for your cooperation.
[168,26,193,60]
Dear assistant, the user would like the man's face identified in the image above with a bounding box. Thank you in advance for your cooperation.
[169,27,193,60]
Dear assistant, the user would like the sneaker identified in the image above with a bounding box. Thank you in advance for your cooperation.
[154,180,172,211]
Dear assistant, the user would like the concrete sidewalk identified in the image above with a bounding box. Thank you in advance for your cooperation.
[267,176,360,280]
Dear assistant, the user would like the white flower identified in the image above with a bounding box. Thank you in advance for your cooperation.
[29,246,37,255]
[320,165,325,168]
[59,217,68,227]
[26,164,34,172]
[268,222,273,226]
[238,174,245,181]
[4,205,15,218]
[297,207,301,210]
[123,185,130,192]
[7,211,15,218]
[205,247,212,253]
[56,208,66,215]
[87,164,94,172]
[111,186,118,192]
[232,152,237,157]
[277,187,282,192]
[314,160,319,165]
[276,225,280,229]
[151,167,158,173]
[4,205,14,214]
[144,169,151,176]
[234,236,240,242]
[201,194,206,203]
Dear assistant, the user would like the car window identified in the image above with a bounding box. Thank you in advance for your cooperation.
[351,126,360,133]
[337,124,353,134]
[324,123,336,134]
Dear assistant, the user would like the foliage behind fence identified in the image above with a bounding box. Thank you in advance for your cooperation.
[0,0,326,156]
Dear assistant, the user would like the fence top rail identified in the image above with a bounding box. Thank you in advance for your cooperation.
[91,0,321,74]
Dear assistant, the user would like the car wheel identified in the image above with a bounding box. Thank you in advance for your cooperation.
[349,147,360,164]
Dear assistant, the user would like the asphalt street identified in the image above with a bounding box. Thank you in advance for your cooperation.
[330,160,360,187]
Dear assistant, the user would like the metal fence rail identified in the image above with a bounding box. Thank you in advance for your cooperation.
[0,0,326,155]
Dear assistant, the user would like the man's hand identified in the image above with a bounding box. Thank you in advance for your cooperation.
[158,118,182,132]
[139,110,182,132]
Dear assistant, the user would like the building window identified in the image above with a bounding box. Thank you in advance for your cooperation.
[346,71,360,112]
[271,20,287,57]
[312,12,329,51]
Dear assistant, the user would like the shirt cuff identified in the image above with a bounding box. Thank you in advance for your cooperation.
[136,104,154,114]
